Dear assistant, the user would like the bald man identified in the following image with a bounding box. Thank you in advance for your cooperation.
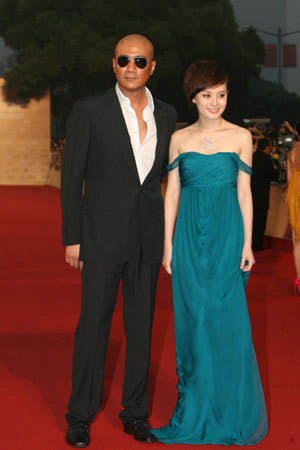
[61,34,177,447]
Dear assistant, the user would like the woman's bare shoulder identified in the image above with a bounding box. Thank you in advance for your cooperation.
[226,124,252,149]
[289,142,300,157]
[223,121,251,137]
[171,124,197,142]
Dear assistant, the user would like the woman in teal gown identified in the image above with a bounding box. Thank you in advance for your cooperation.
[152,60,268,445]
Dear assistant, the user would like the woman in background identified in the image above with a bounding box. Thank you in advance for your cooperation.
[286,120,300,294]
[152,60,268,445]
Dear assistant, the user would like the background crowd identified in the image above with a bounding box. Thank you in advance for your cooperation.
[248,119,297,251]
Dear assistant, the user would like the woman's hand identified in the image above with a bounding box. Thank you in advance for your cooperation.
[240,244,255,272]
[162,244,172,274]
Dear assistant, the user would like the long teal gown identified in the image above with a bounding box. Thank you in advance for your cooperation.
[152,152,268,445]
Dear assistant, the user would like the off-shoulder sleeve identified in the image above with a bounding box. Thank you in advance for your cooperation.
[167,156,179,172]
[239,158,252,175]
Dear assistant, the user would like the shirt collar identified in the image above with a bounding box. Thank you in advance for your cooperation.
[115,83,154,112]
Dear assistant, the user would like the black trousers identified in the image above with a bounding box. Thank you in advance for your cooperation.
[66,247,160,425]
[252,208,268,251]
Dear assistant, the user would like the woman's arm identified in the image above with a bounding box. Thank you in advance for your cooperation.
[287,151,293,182]
[238,129,255,271]
[162,133,181,274]
[284,120,294,134]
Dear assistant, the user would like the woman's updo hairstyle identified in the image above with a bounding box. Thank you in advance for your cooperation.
[184,60,228,103]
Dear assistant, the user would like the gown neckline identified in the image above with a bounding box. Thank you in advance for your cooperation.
[170,151,251,170]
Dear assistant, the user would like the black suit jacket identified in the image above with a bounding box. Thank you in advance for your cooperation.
[61,88,177,263]
[251,150,278,210]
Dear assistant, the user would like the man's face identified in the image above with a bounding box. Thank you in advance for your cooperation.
[265,145,271,153]
[112,39,156,95]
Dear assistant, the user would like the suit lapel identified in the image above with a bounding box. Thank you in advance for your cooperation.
[102,89,167,185]
[142,98,166,185]
[102,89,140,181]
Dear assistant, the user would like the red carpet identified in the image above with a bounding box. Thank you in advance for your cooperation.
[0,186,299,450]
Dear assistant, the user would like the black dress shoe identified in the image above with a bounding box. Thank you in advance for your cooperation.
[66,422,90,448]
[123,418,158,443]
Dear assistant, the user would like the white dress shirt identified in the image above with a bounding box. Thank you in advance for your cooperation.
[116,83,157,184]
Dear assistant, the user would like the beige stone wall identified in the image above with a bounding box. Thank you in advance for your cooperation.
[0,78,50,185]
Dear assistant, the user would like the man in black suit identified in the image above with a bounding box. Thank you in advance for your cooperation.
[61,34,176,447]
[251,138,278,251]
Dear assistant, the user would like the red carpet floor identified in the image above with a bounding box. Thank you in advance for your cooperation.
[0,186,299,450]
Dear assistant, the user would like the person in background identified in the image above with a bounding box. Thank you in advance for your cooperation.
[286,120,300,294]
[251,138,279,251]
[280,120,295,136]
[248,124,264,151]
[265,122,278,142]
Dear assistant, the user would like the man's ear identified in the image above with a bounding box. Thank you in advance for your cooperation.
[150,60,156,76]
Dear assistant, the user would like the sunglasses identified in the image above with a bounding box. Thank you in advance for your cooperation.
[117,55,149,69]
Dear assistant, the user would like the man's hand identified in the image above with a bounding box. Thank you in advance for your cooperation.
[66,244,83,271]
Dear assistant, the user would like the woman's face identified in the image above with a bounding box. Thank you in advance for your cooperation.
[192,83,228,120]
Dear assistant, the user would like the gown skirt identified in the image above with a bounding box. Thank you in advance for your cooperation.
[286,168,300,241]
[152,152,268,445]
